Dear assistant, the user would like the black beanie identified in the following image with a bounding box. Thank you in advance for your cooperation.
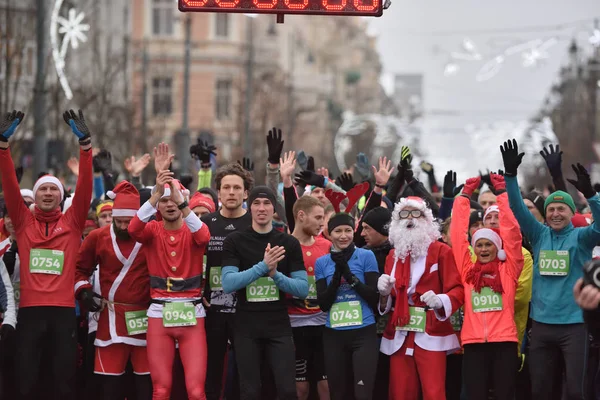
[469,210,484,227]
[328,212,355,234]
[247,186,277,208]
[524,191,545,217]
[470,200,483,211]
[362,207,392,237]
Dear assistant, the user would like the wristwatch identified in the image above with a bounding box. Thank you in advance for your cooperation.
[177,200,189,210]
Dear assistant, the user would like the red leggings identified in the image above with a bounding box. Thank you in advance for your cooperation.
[147,317,208,400]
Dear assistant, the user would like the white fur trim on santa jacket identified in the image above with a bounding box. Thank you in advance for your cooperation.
[380,242,464,356]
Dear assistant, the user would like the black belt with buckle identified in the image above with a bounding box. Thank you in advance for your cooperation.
[150,275,202,292]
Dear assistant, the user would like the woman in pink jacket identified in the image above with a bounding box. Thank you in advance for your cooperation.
[450,173,523,400]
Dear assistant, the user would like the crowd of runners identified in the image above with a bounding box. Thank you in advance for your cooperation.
[0,109,600,400]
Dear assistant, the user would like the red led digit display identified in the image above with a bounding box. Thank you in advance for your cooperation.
[180,0,382,16]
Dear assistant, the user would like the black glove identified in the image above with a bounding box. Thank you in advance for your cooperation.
[237,157,254,172]
[0,110,25,142]
[190,140,217,165]
[341,263,355,284]
[295,170,325,188]
[500,139,524,177]
[443,171,457,198]
[78,288,102,312]
[567,163,595,198]
[63,109,91,143]
[266,127,284,165]
[0,324,15,342]
[179,173,193,190]
[93,150,112,174]
[540,144,563,177]
[480,169,492,189]
[306,156,315,172]
[336,172,355,192]
[454,184,465,197]
[404,167,415,184]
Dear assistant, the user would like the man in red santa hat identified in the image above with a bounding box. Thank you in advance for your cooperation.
[378,196,464,400]
[75,180,151,400]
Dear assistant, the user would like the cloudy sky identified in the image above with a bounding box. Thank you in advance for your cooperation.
[368,0,600,179]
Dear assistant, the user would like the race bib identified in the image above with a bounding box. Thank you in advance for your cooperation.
[471,287,503,312]
[202,255,207,280]
[29,249,64,275]
[307,276,317,300]
[396,307,426,332]
[539,250,569,276]
[246,277,279,302]
[162,302,197,328]
[330,300,362,328]
[209,267,223,291]
[125,310,148,335]
[450,309,463,331]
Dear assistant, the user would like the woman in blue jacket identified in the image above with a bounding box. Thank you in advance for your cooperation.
[315,211,380,400]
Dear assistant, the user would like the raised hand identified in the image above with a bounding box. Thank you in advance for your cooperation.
[93,149,112,174]
[238,157,254,172]
[168,179,185,205]
[63,109,91,143]
[443,170,457,198]
[567,163,595,198]
[372,156,394,187]
[316,167,330,179]
[306,156,315,173]
[124,154,151,177]
[400,145,412,168]
[489,173,506,193]
[280,151,296,181]
[295,170,325,188]
[266,127,284,165]
[155,170,174,196]
[0,110,24,142]
[154,143,174,173]
[355,152,370,177]
[67,157,80,177]
[462,176,482,197]
[539,144,563,176]
[336,172,355,192]
[420,161,434,174]
[500,139,524,177]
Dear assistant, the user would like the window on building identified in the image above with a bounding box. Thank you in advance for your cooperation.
[215,14,230,38]
[152,0,174,36]
[215,79,232,120]
[152,77,173,116]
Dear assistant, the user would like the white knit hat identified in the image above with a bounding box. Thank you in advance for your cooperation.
[484,205,500,221]
[20,189,34,200]
[471,228,506,261]
[32,175,64,200]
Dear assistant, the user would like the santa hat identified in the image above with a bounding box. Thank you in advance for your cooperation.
[96,201,113,217]
[151,179,190,201]
[107,181,140,217]
[392,196,434,223]
[20,189,34,200]
[33,175,64,200]
[471,228,506,261]
[484,205,499,221]
[189,192,215,214]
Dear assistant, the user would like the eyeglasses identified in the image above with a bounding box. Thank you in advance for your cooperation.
[398,210,423,219]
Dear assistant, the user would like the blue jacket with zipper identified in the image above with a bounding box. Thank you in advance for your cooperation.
[506,176,600,324]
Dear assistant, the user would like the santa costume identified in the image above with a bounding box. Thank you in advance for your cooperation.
[75,181,151,377]
[378,197,464,400]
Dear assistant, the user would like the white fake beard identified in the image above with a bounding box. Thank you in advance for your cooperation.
[388,217,441,261]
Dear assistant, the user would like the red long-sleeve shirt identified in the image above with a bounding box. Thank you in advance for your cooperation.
[128,202,210,300]
[0,146,93,308]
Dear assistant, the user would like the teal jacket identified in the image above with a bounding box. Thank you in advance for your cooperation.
[506,176,600,324]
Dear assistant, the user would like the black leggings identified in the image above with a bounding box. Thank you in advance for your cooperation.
[463,342,518,400]
[322,324,379,400]
[16,306,77,400]
[102,374,152,400]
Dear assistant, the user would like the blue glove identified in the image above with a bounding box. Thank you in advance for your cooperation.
[63,109,91,143]
[297,150,308,171]
[0,110,25,142]
[355,152,370,179]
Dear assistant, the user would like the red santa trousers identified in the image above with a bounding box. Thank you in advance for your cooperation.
[389,332,446,400]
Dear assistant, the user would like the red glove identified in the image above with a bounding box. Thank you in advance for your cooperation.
[462,176,481,197]
[490,173,506,192]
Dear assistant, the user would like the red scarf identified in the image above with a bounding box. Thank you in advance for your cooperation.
[33,206,62,224]
[466,259,504,294]
[390,254,412,327]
